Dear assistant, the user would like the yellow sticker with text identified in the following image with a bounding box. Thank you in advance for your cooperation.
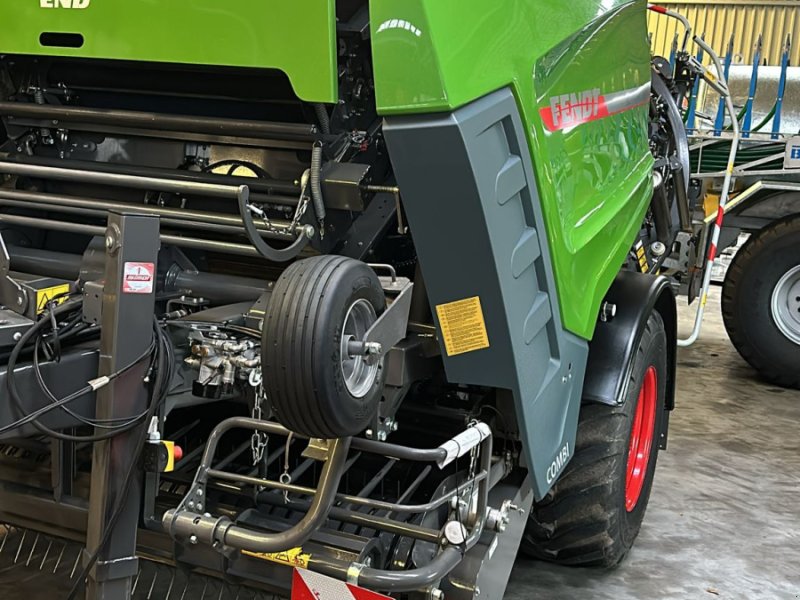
[242,547,311,569]
[435,296,490,357]
[36,283,71,314]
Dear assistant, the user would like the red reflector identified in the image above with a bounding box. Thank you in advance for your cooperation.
[292,568,392,600]
[173,445,184,461]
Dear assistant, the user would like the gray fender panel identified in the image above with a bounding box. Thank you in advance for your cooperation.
[383,88,588,500]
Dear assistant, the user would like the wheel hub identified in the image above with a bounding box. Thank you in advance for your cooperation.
[625,366,658,512]
[770,264,800,346]
[340,299,380,398]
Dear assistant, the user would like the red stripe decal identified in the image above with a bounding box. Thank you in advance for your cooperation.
[648,4,667,13]
[708,243,718,261]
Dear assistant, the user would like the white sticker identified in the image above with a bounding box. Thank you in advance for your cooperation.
[122,262,155,294]
[436,422,492,469]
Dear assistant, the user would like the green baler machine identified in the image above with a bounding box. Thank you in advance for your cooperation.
[0,1,687,598]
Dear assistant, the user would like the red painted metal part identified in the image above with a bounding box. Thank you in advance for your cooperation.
[292,568,392,600]
[625,366,658,512]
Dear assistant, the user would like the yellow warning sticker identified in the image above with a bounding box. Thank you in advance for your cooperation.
[36,283,71,314]
[242,547,311,569]
[435,296,490,357]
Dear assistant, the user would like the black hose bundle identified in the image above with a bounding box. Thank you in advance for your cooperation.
[4,299,156,441]
[0,297,174,599]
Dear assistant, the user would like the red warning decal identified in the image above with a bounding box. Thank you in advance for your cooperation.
[122,262,155,294]
[292,568,391,600]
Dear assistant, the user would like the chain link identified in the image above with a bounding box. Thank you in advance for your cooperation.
[249,369,269,465]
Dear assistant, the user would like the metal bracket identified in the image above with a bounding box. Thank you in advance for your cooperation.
[361,283,414,362]
[301,438,332,462]
[0,233,28,314]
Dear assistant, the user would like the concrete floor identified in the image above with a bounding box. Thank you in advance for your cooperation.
[506,287,800,600]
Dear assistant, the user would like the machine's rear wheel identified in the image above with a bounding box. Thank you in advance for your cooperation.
[263,255,386,438]
[521,311,667,567]
[722,217,800,389]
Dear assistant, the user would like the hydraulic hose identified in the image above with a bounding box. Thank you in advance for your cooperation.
[236,185,310,263]
[313,103,331,135]
[310,142,327,226]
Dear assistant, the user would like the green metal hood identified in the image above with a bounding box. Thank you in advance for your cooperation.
[1,0,338,103]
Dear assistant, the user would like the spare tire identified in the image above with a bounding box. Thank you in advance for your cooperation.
[263,255,386,438]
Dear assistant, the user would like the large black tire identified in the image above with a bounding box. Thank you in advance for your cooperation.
[522,311,668,567]
[263,256,386,438]
[722,217,800,389]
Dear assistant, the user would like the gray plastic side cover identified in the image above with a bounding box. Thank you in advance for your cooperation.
[383,88,589,499]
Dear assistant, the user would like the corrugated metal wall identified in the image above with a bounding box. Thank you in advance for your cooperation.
[648,1,800,66]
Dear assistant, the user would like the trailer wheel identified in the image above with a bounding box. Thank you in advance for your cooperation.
[722,217,800,389]
[521,311,667,567]
[263,255,386,438]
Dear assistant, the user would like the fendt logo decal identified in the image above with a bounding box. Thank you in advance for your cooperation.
[40,0,90,8]
[539,83,651,132]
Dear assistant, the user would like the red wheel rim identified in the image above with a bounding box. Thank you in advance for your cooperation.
[625,366,658,512]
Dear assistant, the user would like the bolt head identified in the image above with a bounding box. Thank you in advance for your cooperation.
[105,235,114,250]
[189,535,198,545]
[377,431,387,442]
[12,332,21,341]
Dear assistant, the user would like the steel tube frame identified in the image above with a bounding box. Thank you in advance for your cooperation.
[0,101,318,142]
[255,493,442,545]
[163,417,352,554]
[0,154,300,198]
[7,246,83,280]
[0,214,264,258]
[0,188,296,239]
[162,416,494,594]
[214,467,489,514]
[679,36,741,347]
[0,161,243,199]
[356,433,493,592]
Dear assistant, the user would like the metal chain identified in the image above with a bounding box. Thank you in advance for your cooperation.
[248,369,268,465]
[289,176,311,233]
[280,432,294,504]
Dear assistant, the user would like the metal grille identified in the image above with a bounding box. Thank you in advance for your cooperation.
[648,1,800,66]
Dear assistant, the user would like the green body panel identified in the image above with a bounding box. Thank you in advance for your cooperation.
[371,1,654,340]
[0,0,338,103]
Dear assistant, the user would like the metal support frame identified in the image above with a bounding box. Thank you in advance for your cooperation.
[714,36,734,137]
[84,212,159,600]
[163,416,495,593]
[772,35,792,140]
[742,35,763,139]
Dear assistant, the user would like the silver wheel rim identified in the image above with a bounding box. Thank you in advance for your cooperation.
[340,299,379,398]
[771,264,800,346]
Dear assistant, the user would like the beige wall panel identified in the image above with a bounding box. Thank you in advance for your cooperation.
[648,1,800,65]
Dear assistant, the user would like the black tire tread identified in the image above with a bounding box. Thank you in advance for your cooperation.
[521,312,666,567]
[264,256,384,438]
[721,216,800,389]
